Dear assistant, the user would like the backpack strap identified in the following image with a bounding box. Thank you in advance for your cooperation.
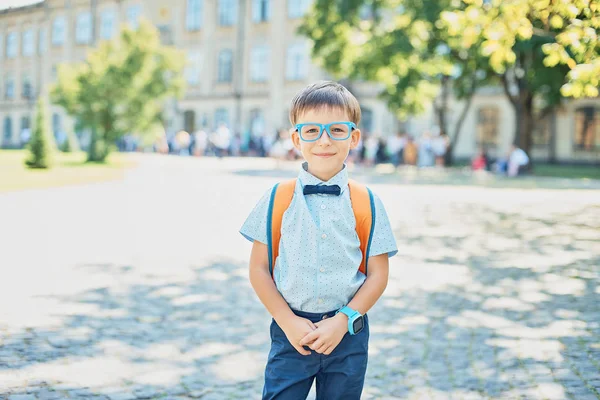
[267,179,296,279]
[348,179,376,276]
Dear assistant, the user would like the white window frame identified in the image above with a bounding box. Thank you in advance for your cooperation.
[217,49,233,83]
[38,28,47,54]
[22,30,34,56]
[126,5,142,30]
[288,0,312,18]
[6,32,17,58]
[52,16,67,46]
[218,0,237,26]
[252,0,271,23]
[286,43,309,81]
[5,76,15,99]
[186,0,203,31]
[100,9,116,40]
[250,45,269,82]
[76,12,92,44]
[185,51,202,85]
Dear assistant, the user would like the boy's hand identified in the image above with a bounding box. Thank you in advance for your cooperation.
[299,313,348,355]
[278,316,318,356]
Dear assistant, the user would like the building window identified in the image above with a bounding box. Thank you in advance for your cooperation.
[5,77,15,99]
[38,28,47,54]
[217,49,233,83]
[288,0,312,18]
[127,5,142,30]
[360,107,373,134]
[186,0,203,31]
[214,108,229,128]
[100,10,116,40]
[6,32,17,58]
[76,12,92,44]
[574,106,600,151]
[532,113,551,147]
[22,30,34,56]
[52,113,62,138]
[218,0,237,26]
[252,0,271,23]
[250,46,269,82]
[476,107,499,147]
[249,109,265,136]
[3,117,12,142]
[185,51,202,85]
[22,76,33,99]
[286,43,309,81]
[52,16,67,46]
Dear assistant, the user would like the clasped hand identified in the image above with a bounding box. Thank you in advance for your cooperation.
[279,314,348,356]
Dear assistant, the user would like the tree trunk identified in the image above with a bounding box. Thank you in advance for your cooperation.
[87,125,109,162]
[513,92,534,155]
[447,82,477,166]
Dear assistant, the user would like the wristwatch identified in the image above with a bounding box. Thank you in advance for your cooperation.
[336,306,364,335]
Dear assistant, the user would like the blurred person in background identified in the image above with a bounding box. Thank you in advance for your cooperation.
[432,130,450,167]
[417,130,435,168]
[508,144,530,177]
[403,135,418,166]
[471,147,490,171]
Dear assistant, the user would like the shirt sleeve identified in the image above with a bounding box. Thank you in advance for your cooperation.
[239,187,272,245]
[368,192,398,258]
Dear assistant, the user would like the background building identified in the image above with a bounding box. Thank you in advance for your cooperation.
[1,0,599,163]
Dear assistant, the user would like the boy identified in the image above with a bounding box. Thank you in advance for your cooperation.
[240,81,398,399]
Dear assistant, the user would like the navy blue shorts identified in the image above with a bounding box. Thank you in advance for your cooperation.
[262,309,369,400]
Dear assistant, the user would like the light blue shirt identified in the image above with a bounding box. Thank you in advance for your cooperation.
[240,163,398,313]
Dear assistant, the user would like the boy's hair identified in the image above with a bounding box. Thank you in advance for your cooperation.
[289,81,361,126]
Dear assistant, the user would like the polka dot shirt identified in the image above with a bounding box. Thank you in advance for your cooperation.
[240,163,398,313]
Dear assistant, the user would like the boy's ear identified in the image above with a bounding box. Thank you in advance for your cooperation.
[350,128,361,149]
[291,129,301,150]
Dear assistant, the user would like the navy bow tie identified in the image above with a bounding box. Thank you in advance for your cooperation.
[303,184,341,196]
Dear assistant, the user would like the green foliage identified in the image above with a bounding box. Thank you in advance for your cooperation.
[300,0,493,119]
[25,96,56,169]
[52,19,186,162]
[60,125,80,153]
[441,0,600,98]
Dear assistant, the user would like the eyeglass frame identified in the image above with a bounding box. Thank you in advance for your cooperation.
[294,121,357,142]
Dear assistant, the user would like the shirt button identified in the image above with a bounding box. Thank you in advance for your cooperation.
[320,204,326,210]
[321,233,327,239]
[320,267,325,272]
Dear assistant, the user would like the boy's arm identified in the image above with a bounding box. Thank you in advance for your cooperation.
[299,253,389,355]
[344,252,389,315]
[248,240,317,355]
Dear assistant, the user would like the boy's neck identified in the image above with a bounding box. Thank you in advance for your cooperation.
[305,163,344,182]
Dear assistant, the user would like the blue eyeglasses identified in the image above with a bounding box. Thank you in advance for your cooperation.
[295,122,357,142]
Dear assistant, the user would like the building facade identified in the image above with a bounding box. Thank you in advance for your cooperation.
[1,0,599,163]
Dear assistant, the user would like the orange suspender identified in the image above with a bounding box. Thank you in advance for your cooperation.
[267,178,375,280]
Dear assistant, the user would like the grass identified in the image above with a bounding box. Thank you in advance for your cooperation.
[0,149,137,193]
[532,164,600,180]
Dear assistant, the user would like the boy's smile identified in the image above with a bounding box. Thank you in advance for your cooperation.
[291,107,361,182]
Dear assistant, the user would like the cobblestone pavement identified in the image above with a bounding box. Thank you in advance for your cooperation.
[1,155,599,400]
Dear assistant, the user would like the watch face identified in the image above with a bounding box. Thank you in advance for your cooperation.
[352,316,364,334]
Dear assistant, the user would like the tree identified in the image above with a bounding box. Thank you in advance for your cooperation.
[25,96,56,169]
[52,19,185,162]
[299,0,494,164]
[301,0,599,159]
[60,122,80,153]
[440,0,599,154]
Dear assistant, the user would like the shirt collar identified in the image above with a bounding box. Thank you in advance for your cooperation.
[298,162,349,194]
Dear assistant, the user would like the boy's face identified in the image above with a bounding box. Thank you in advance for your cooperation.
[291,107,361,181]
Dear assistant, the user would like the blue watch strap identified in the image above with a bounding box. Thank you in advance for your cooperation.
[336,306,362,335]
